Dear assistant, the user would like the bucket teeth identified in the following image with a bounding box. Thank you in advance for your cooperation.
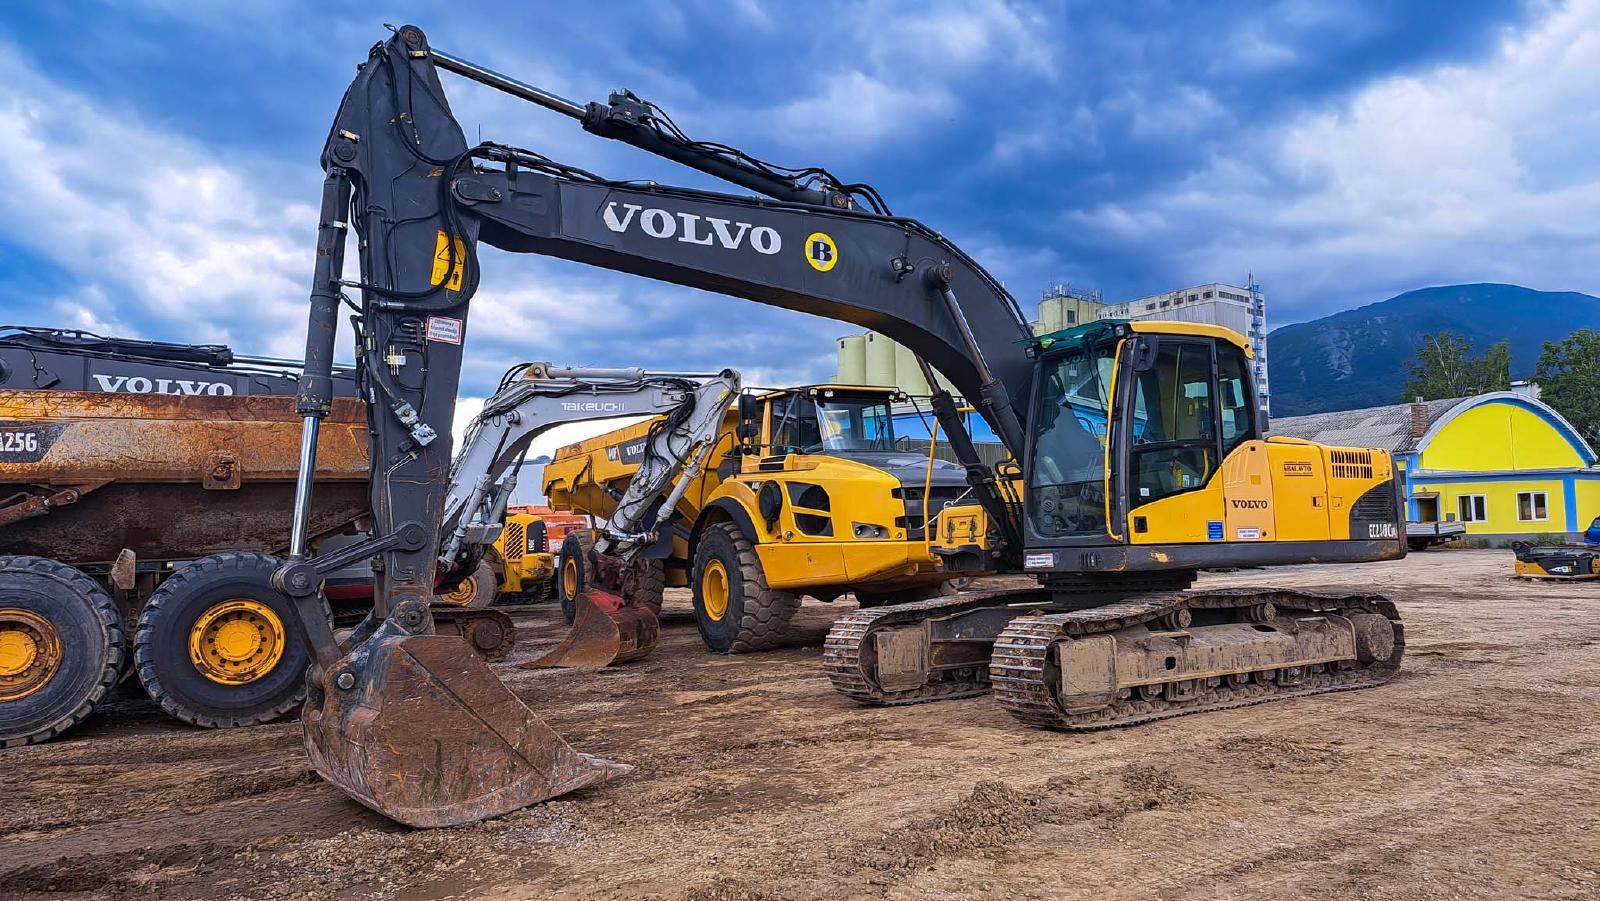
[301,623,629,827]
[524,588,660,669]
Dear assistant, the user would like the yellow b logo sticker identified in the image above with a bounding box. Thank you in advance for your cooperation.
[805,232,838,272]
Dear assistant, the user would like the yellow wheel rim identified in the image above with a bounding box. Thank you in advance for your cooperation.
[0,609,62,702]
[439,575,479,607]
[702,559,730,622]
[188,599,286,686]
[562,556,580,599]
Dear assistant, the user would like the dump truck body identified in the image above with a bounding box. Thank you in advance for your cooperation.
[0,387,373,746]
[1,391,371,562]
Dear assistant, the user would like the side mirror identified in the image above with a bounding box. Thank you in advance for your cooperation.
[735,395,762,452]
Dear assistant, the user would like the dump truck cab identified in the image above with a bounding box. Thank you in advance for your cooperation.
[543,383,971,653]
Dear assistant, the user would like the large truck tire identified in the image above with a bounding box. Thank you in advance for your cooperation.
[556,531,596,625]
[134,552,311,729]
[0,556,126,747]
[691,522,799,653]
[435,559,498,609]
[854,581,959,608]
[622,558,666,615]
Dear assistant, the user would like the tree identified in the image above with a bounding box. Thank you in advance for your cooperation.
[1400,332,1512,401]
[1534,328,1600,442]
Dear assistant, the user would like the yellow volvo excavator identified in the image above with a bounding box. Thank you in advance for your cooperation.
[273,26,1406,827]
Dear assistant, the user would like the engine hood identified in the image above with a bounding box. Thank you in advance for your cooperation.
[829,450,969,488]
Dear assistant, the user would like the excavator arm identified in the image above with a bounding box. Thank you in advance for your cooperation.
[289,26,1036,582]
[436,363,740,670]
[438,365,740,570]
[277,24,1043,828]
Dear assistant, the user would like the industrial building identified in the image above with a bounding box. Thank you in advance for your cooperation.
[1272,392,1600,543]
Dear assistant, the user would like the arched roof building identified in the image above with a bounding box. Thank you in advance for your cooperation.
[1273,392,1598,541]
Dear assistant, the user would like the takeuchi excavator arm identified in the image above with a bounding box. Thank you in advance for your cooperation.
[438,364,740,573]
[278,24,1040,828]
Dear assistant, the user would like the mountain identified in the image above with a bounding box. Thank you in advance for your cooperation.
[1268,284,1600,417]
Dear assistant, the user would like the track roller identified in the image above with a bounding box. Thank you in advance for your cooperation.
[991,589,1405,730]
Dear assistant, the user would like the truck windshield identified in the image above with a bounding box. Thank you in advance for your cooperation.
[772,393,896,453]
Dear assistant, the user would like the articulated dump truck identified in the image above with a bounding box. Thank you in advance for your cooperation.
[0,327,371,745]
[543,384,973,652]
[0,327,512,747]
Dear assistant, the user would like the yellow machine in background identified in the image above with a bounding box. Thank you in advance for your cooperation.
[543,384,971,652]
[1509,542,1600,580]
[481,507,592,600]
[492,510,556,599]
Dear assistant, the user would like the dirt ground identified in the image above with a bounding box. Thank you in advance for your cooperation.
[2,548,1598,900]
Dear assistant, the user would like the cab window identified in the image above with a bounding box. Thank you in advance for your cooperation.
[1027,340,1117,537]
[769,395,819,453]
[1127,341,1216,507]
[1216,343,1255,453]
[814,395,896,451]
[770,393,896,453]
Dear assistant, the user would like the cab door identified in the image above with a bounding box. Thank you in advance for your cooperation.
[1118,335,1260,543]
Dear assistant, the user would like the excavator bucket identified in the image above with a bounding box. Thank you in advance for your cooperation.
[301,617,631,827]
[524,587,660,669]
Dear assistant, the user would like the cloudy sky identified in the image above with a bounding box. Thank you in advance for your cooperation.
[2,0,1595,404]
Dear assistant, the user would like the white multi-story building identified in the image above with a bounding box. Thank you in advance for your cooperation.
[1101,281,1269,413]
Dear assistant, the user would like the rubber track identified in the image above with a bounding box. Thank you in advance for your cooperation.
[822,587,1052,705]
[0,555,126,748]
[990,587,1405,730]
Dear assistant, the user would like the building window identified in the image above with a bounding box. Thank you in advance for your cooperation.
[1146,303,1156,311]
[1458,494,1487,523]
[1066,309,1076,324]
[1204,291,1213,298]
[1517,491,1548,522]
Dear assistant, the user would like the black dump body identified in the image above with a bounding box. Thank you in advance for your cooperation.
[0,326,356,397]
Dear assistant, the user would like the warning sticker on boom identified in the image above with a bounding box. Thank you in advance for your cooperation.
[430,230,466,291]
[425,316,463,344]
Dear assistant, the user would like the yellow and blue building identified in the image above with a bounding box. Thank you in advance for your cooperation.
[1273,392,1599,543]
